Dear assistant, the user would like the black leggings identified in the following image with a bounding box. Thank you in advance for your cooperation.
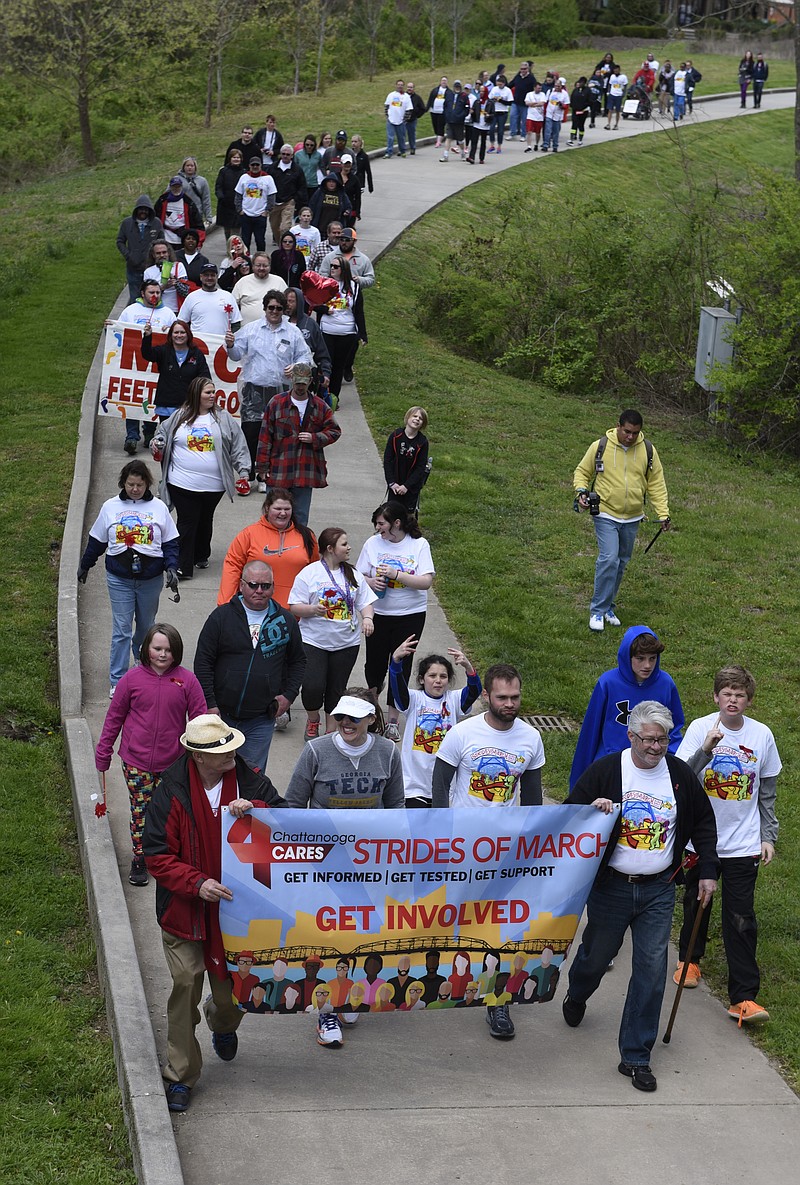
[364,611,427,707]
[468,127,489,162]
[301,642,360,714]
[167,485,224,577]
[322,332,359,398]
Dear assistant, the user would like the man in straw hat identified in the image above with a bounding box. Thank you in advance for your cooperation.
[143,713,285,1112]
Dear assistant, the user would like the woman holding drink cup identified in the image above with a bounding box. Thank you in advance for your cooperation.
[356,501,435,742]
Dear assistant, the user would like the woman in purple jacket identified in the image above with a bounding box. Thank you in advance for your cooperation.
[95,622,207,886]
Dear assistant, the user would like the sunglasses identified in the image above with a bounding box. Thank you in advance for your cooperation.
[266,305,284,312]
[332,713,368,723]
[244,580,273,591]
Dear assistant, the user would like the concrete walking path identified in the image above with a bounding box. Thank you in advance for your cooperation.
[62,90,798,1185]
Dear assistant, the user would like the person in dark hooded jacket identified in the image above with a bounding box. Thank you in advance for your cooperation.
[116,195,166,301]
[285,286,331,394]
[309,173,352,238]
[569,624,685,789]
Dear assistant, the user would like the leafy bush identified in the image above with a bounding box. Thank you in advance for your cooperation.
[619,24,668,37]
[416,190,716,401]
[530,0,581,50]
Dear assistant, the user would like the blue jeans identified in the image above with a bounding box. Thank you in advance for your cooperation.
[673,93,686,119]
[543,119,562,150]
[509,104,526,137]
[240,212,267,253]
[126,268,144,303]
[386,121,407,156]
[568,869,676,1065]
[406,119,418,151]
[489,111,508,145]
[106,572,163,686]
[591,516,641,617]
[289,486,313,526]
[224,713,276,774]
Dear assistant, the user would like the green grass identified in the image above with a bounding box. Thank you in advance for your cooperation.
[357,109,800,1087]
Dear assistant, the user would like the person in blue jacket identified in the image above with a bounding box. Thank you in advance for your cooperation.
[569,625,684,790]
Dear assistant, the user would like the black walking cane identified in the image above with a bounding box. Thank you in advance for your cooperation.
[644,518,670,554]
[663,898,707,1044]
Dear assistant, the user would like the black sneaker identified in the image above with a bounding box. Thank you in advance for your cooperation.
[165,1082,191,1112]
[123,439,138,455]
[129,857,148,886]
[562,994,586,1027]
[618,1062,657,1092]
[486,1004,515,1039]
[343,367,354,383]
[212,1030,238,1061]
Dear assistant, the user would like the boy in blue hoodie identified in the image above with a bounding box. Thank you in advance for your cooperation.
[569,625,684,790]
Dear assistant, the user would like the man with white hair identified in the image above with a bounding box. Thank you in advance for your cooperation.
[562,701,718,1094]
[143,713,285,1113]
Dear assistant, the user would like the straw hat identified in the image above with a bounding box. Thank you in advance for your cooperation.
[180,714,245,753]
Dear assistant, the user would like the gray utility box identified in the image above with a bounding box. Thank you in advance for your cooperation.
[695,305,737,391]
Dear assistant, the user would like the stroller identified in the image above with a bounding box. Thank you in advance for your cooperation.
[622,84,652,121]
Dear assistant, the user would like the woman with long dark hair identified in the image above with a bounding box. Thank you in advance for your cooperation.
[151,376,250,580]
[289,527,376,740]
[270,230,306,285]
[316,255,366,405]
[356,501,435,741]
[217,487,318,608]
[141,319,210,422]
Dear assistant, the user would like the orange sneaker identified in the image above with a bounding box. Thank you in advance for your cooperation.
[673,962,702,988]
[728,1000,770,1027]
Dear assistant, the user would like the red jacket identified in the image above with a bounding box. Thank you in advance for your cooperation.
[143,753,285,942]
[256,391,341,488]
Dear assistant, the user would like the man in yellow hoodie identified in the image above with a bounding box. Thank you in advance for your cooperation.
[573,410,671,632]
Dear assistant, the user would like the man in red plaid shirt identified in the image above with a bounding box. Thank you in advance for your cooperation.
[255,362,341,525]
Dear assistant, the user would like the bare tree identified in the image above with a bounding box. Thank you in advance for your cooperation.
[419,0,447,69]
[448,0,475,66]
[495,0,529,56]
[355,0,389,80]
[197,0,260,127]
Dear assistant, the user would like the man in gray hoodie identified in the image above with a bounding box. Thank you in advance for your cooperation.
[116,196,166,301]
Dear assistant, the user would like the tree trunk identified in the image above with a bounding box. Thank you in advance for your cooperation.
[77,80,95,166]
[315,16,327,94]
[205,49,214,128]
[453,25,457,66]
[512,28,517,55]
[430,16,435,69]
[216,50,223,115]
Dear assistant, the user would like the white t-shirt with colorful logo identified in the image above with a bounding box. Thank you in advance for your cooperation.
[168,414,224,492]
[436,714,545,807]
[288,561,377,651]
[385,90,413,126]
[356,534,434,617]
[400,687,476,801]
[677,713,781,858]
[608,749,676,875]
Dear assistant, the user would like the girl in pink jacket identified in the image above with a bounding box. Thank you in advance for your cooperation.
[95,622,206,886]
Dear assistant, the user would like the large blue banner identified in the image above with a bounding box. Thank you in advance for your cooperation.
[219,805,616,1014]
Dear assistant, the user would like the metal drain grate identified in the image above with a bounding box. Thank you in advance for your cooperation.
[522,714,578,733]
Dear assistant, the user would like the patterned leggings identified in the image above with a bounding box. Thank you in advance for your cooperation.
[121,762,161,857]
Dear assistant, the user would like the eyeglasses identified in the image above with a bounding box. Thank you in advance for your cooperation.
[631,732,669,749]
[266,304,284,312]
[244,580,273,591]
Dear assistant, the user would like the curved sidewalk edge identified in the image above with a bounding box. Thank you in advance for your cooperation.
[58,302,185,1185]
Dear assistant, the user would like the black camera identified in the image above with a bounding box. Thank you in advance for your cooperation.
[587,492,601,516]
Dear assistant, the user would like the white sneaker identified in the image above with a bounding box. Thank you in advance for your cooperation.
[589,615,605,632]
[316,1009,343,1048]
[604,612,622,627]
[274,711,290,732]
[256,481,267,493]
